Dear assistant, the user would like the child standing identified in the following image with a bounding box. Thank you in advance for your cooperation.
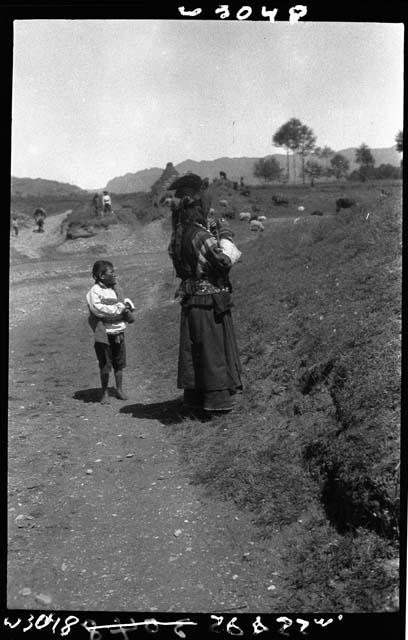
[86,260,135,404]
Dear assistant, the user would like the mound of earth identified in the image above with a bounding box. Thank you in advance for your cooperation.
[66,225,96,240]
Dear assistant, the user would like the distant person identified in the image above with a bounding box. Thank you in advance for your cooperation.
[92,193,100,216]
[240,177,245,187]
[11,216,19,236]
[33,207,46,232]
[199,177,212,218]
[86,260,135,404]
[102,191,112,215]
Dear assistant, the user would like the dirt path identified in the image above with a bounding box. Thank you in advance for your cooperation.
[8,223,284,612]
[10,211,71,260]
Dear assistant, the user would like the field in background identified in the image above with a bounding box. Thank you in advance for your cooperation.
[10,178,402,234]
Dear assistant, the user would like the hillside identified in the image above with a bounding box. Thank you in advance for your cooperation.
[11,147,401,197]
[146,179,401,611]
[176,156,264,182]
[176,147,401,182]
[11,177,87,198]
[105,146,402,192]
[106,167,163,194]
[336,146,401,170]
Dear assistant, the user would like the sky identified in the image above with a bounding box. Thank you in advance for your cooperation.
[11,20,404,189]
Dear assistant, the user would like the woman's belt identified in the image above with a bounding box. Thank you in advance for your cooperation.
[182,278,230,295]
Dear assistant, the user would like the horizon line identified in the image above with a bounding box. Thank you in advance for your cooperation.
[11,144,400,190]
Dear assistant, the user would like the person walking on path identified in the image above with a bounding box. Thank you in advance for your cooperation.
[11,216,19,236]
[92,193,100,217]
[33,207,46,232]
[86,260,135,404]
[168,179,242,414]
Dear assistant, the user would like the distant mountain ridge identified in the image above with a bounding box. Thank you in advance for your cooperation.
[105,146,401,193]
[106,168,163,194]
[11,147,401,196]
[11,176,87,198]
[334,147,401,170]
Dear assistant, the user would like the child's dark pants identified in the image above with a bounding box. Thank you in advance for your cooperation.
[94,333,126,374]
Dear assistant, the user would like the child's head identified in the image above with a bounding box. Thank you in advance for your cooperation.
[92,260,116,287]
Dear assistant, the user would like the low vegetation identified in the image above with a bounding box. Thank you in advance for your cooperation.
[144,179,401,611]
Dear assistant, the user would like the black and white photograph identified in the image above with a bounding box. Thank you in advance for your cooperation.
[7,7,404,632]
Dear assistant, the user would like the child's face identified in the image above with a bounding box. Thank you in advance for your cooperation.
[100,267,116,287]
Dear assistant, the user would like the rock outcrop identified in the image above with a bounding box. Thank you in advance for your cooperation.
[150,162,180,206]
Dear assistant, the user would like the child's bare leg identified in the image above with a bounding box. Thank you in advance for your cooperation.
[114,370,128,400]
[100,372,110,403]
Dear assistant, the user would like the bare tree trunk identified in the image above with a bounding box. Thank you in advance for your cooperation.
[293,154,296,183]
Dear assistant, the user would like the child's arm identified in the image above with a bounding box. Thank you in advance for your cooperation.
[86,288,125,320]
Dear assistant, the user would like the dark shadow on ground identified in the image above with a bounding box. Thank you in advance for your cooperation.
[74,387,120,403]
[120,398,211,425]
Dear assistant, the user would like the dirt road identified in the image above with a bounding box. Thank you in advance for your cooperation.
[8,217,284,612]
[10,211,71,260]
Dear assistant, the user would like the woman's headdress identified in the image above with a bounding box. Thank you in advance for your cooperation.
[168,173,203,199]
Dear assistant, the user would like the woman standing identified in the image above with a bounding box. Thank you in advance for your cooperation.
[168,180,242,413]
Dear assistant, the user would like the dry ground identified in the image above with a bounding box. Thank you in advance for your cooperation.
[8,213,285,612]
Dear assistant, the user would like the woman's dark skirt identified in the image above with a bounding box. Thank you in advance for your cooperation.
[177,294,242,411]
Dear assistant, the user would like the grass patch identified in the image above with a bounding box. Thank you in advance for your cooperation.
[279,513,398,611]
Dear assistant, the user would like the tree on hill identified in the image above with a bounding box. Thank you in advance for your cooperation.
[348,163,401,181]
[296,124,317,184]
[253,157,283,183]
[304,160,324,187]
[320,145,334,158]
[273,119,301,182]
[273,118,316,183]
[330,153,350,179]
[319,145,335,171]
[355,143,375,182]
[374,164,401,180]
[312,145,335,174]
[395,130,403,170]
[395,130,403,153]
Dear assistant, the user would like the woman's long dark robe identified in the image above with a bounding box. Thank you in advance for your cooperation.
[170,215,242,409]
